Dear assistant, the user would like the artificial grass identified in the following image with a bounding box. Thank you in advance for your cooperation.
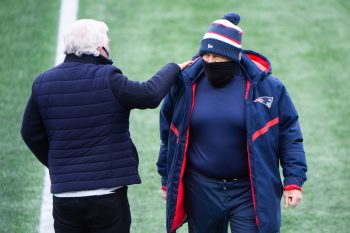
[0,1,59,232]
[1,0,348,232]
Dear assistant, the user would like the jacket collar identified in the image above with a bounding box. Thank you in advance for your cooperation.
[182,57,205,83]
[64,54,113,65]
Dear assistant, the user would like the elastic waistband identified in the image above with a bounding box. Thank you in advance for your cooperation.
[186,168,249,182]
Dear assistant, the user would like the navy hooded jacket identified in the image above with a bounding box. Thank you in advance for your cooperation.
[21,54,180,194]
[157,50,307,233]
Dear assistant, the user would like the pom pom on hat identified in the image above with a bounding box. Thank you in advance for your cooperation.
[222,12,240,25]
[199,12,243,62]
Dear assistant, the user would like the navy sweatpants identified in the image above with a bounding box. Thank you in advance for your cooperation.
[184,169,258,233]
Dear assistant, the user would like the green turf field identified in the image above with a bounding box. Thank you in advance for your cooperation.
[0,1,59,232]
[1,0,349,232]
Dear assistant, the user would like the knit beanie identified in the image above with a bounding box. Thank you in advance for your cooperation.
[199,13,243,62]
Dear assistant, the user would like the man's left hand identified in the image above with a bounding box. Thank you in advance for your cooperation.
[283,189,302,208]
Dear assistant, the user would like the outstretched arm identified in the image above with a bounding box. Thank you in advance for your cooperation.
[110,61,192,109]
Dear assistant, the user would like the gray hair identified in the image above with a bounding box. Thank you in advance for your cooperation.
[63,19,109,56]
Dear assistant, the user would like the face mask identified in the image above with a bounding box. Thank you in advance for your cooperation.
[203,60,240,88]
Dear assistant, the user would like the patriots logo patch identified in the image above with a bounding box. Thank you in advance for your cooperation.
[254,96,273,108]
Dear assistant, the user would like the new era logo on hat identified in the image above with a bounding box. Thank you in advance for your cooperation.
[208,44,214,48]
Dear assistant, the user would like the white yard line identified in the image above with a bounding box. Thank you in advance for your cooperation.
[39,1,79,232]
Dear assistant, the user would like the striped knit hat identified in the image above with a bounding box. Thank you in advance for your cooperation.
[199,13,243,62]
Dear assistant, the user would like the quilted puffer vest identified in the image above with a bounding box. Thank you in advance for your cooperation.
[33,57,141,193]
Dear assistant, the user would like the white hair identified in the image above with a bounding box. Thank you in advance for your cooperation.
[63,19,109,56]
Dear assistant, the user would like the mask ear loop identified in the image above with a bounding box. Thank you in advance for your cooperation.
[101,46,109,58]
[103,47,110,57]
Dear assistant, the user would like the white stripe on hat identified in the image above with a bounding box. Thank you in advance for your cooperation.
[203,32,242,48]
[212,19,243,33]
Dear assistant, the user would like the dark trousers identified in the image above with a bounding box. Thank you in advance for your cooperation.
[53,187,131,233]
[184,169,258,233]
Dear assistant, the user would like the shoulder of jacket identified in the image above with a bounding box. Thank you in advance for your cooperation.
[256,74,287,99]
[33,65,60,84]
[104,64,123,76]
[264,74,283,85]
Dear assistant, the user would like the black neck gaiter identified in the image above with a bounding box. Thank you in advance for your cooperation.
[203,60,240,88]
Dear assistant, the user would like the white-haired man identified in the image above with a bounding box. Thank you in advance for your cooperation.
[21,19,192,233]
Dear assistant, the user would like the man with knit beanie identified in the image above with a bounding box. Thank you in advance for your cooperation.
[157,13,307,233]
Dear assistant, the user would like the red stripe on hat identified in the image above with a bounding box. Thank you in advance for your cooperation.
[212,22,243,35]
[207,32,242,45]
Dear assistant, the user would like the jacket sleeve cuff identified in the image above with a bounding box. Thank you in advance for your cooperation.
[161,176,167,187]
[283,177,303,187]
[161,186,167,191]
[283,184,302,191]
[164,63,181,74]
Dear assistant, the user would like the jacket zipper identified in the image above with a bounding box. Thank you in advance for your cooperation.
[245,80,259,226]
[247,143,259,226]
